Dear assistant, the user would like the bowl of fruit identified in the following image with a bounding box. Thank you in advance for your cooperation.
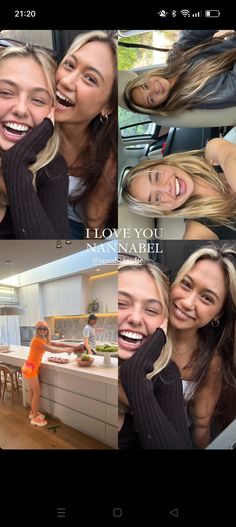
[76,353,94,367]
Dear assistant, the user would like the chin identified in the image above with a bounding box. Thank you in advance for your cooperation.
[118,348,136,360]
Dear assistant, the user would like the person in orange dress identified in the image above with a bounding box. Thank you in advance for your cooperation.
[22,320,75,427]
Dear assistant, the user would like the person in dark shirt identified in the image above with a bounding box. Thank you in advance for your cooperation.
[121,138,236,240]
[118,257,192,450]
[123,30,236,115]
[0,43,69,239]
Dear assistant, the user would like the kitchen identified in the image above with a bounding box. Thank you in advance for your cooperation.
[0,240,118,449]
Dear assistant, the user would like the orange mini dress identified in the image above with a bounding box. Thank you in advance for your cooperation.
[22,337,46,379]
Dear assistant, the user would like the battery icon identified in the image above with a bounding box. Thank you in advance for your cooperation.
[205,10,220,17]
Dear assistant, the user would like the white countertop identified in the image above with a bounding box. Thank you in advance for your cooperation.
[0,345,118,384]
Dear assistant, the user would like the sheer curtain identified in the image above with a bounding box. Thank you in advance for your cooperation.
[0,316,21,345]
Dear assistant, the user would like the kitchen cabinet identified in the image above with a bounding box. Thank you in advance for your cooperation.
[0,346,118,448]
[42,275,89,316]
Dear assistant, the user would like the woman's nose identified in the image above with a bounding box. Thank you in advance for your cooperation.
[127,308,143,326]
[181,292,196,309]
[12,97,29,117]
[60,71,78,91]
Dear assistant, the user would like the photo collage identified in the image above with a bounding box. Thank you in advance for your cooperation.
[0,26,235,456]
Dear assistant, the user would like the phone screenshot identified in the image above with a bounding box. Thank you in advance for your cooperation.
[0,5,235,524]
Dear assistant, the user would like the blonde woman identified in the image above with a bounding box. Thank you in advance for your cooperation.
[118,258,192,449]
[0,43,69,239]
[55,30,117,239]
[122,138,236,240]
[169,244,236,448]
[22,320,75,427]
[123,30,236,115]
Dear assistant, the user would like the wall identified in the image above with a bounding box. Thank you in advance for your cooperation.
[89,272,117,313]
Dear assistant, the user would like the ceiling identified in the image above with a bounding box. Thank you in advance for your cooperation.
[0,240,117,280]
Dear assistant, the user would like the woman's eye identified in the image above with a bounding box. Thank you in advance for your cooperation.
[142,83,148,90]
[84,74,97,85]
[32,98,46,105]
[145,308,161,316]
[0,90,13,96]
[201,295,214,304]
[63,59,74,69]
[118,301,129,309]
[181,279,191,290]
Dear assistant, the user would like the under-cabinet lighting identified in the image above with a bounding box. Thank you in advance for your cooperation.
[90,271,117,280]
[54,313,117,319]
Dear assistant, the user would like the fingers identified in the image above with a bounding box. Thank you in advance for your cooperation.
[47,107,55,124]
[159,318,168,335]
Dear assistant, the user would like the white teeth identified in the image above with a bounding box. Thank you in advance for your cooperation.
[175,306,192,320]
[56,90,74,106]
[175,177,180,197]
[119,331,143,340]
[5,122,29,132]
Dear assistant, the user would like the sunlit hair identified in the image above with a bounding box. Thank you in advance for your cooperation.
[0,45,60,175]
[171,243,236,430]
[118,258,171,378]
[122,149,236,230]
[35,326,51,344]
[59,31,118,228]
[124,32,236,115]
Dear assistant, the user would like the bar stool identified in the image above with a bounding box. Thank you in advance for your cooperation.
[0,363,21,405]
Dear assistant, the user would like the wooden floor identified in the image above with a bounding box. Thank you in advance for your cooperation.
[0,392,112,450]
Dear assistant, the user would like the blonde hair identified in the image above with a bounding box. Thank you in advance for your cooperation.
[35,326,51,344]
[124,32,236,115]
[62,30,117,65]
[0,45,60,194]
[122,150,236,229]
[119,258,172,378]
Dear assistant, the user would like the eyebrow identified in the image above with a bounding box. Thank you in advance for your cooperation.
[185,274,220,300]
[119,290,163,308]
[0,79,51,98]
[148,171,152,202]
[70,54,105,82]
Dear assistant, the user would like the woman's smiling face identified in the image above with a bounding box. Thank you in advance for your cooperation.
[55,40,115,125]
[170,259,226,331]
[0,56,52,151]
[118,268,165,360]
[128,164,195,211]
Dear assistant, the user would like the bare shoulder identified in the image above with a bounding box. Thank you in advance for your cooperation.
[183,220,218,240]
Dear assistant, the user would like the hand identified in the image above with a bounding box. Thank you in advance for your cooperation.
[119,328,167,383]
[2,117,54,168]
[47,107,55,125]
[160,318,168,335]
[204,138,224,166]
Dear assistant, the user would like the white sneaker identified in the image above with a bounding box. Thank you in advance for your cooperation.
[29,411,45,419]
[31,415,48,427]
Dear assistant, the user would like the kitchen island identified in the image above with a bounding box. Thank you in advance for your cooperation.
[0,346,118,448]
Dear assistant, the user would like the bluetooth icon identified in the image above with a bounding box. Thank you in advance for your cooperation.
[172,10,177,17]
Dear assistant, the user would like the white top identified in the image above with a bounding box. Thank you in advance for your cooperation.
[68,176,83,223]
[182,379,195,401]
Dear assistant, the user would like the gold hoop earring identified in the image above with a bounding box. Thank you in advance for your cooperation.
[100,113,108,124]
[211,319,219,327]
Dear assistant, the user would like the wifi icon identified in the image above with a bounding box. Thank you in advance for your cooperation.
[181,9,190,17]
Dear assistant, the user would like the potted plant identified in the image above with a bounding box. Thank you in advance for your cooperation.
[88,299,99,313]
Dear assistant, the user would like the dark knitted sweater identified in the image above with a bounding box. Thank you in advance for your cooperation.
[1,118,70,239]
[119,329,193,450]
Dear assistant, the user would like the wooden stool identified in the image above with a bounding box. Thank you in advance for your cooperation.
[0,363,21,405]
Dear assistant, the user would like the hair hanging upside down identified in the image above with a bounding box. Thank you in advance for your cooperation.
[121,150,236,230]
[124,32,236,115]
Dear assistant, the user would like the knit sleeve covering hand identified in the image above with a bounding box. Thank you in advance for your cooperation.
[2,118,70,239]
[119,329,193,449]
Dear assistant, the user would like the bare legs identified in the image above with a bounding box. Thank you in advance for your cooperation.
[28,376,40,418]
